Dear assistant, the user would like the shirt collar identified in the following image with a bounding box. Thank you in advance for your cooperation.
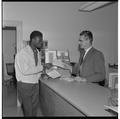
[27,45,39,55]
[85,46,92,53]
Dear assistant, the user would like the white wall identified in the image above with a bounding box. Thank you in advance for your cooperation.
[3,2,118,65]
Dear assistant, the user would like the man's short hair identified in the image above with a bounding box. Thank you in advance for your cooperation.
[80,30,93,44]
[30,30,43,43]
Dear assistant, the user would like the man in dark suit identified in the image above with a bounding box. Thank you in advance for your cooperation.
[73,30,106,86]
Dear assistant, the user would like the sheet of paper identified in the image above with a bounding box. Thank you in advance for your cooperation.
[53,59,65,68]
[104,105,118,113]
[46,69,61,79]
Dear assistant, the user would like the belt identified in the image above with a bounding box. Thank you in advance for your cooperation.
[17,81,38,85]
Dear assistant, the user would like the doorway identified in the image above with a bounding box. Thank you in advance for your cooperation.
[2,26,17,81]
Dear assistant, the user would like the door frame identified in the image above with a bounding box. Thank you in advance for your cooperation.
[2,27,17,80]
[3,20,23,52]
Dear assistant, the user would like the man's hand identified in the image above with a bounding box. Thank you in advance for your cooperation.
[74,76,87,82]
[62,60,71,65]
[63,63,72,72]
[44,63,53,69]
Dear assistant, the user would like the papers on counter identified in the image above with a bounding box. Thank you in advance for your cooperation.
[46,69,61,79]
[46,68,74,82]
[52,59,65,68]
[104,105,118,113]
[53,59,72,72]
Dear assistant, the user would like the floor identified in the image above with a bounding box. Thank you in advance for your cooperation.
[2,81,43,117]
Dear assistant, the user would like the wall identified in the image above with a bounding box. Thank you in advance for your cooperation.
[3,2,118,65]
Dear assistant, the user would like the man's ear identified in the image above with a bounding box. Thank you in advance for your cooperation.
[85,36,89,41]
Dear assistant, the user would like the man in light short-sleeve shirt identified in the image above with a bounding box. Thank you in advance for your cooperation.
[15,31,44,116]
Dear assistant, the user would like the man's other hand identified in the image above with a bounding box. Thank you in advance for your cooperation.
[74,76,87,82]
[63,63,72,72]
[44,63,53,69]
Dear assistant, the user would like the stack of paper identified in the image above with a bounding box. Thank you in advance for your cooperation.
[53,59,65,68]
[46,69,61,79]
[104,105,118,113]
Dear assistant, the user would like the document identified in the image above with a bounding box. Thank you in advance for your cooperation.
[53,59,65,68]
[104,105,118,113]
[53,59,72,72]
[46,69,61,79]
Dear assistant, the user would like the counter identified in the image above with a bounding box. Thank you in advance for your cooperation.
[39,73,114,116]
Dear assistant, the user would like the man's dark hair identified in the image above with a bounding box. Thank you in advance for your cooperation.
[29,30,43,44]
[80,30,93,44]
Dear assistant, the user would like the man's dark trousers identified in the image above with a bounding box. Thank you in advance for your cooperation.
[17,81,39,117]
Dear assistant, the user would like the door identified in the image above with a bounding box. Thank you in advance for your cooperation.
[2,26,17,81]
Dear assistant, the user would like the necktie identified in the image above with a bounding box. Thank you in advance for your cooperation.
[33,50,38,66]
[79,49,85,65]
[78,49,85,76]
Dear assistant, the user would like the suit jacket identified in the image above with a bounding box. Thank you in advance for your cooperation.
[73,47,106,83]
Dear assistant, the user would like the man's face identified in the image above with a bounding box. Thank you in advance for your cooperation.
[78,35,89,49]
[33,36,43,49]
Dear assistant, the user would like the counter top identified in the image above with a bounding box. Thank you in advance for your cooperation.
[40,78,112,116]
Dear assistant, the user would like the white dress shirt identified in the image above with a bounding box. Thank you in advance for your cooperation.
[83,46,92,59]
[15,45,43,84]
